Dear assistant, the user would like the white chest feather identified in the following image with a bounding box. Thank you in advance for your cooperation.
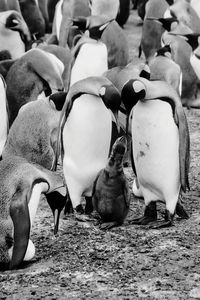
[55,0,63,40]
[190,53,200,80]
[132,100,180,201]
[191,0,200,18]
[70,43,108,86]
[0,78,8,156]
[63,94,112,189]
[0,28,25,59]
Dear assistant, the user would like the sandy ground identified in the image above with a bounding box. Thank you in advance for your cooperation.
[1,9,200,300]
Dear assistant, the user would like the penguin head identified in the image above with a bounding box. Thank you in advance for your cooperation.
[72,15,114,40]
[49,92,67,111]
[99,84,121,130]
[108,136,127,171]
[4,11,31,43]
[147,17,178,32]
[169,33,200,51]
[121,79,146,115]
[156,44,172,57]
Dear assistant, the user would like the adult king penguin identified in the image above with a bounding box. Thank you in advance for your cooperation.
[121,78,190,228]
[0,10,31,59]
[55,76,121,218]
[0,156,66,270]
[70,16,112,86]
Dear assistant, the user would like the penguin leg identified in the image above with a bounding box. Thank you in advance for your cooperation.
[130,202,157,225]
[64,199,74,214]
[176,201,189,219]
[85,196,93,215]
[148,210,174,229]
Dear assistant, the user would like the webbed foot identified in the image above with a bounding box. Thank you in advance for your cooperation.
[100,221,119,230]
[130,202,157,225]
[148,209,174,229]
[176,202,189,219]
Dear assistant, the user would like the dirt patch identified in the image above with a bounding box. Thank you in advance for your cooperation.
[1,9,200,300]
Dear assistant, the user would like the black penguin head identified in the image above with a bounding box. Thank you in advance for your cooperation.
[73,15,113,40]
[121,79,146,115]
[181,33,200,51]
[108,136,127,170]
[156,44,171,57]
[49,92,67,111]
[147,17,178,32]
[5,11,31,43]
[139,64,151,80]
[46,191,66,235]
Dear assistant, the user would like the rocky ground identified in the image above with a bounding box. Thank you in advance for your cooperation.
[1,9,200,300]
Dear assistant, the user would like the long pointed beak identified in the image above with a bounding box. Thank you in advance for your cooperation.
[111,110,120,133]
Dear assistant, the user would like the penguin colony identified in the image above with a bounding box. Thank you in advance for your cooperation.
[0,0,198,270]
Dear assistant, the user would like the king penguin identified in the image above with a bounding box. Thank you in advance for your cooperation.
[6,48,64,126]
[55,76,121,218]
[0,10,31,59]
[0,155,66,270]
[121,77,190,228]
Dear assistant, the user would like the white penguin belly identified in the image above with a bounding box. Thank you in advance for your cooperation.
[190,53,200,80]
[70,43,108,86]
[0,77,8,156]
[55,0,63,40]
[0,31,25,59]
[63,94,112,204]
[132,100,180,206]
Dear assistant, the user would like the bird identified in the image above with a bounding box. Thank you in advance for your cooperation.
[0,155,66,270]
[0,10,31,59]
[6,48,64,126]
[92,135,130,230]
[121,77,190,228]
[54,76,121,219]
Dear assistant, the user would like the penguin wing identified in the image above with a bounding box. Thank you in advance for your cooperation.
[174,105,190,193]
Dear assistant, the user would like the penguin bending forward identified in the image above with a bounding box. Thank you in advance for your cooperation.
[92,135,130,230]
[121,78,190,228]
[55,76,121,219]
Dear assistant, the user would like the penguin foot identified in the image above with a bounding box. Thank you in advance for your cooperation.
[130,216,157,225]
[130,202,157,225]
[85,196,93,215]
[100,221,119,230]
[176,202,189,219]
[148,209,174,229]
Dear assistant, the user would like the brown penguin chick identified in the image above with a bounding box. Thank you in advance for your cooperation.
[92,136,130,230]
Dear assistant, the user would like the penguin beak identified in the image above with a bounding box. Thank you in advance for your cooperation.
[111,110,120,133]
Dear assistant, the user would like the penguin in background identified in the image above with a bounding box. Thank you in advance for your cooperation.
[54,76,121,218]
[6,48,64,126]
[121,77,190,228]
[0,75,8,157]
[0,10,31,59]
[18,0,46,38]
[69,16,113,86]
[3,95,67,235]
[139,0,169,63]
[149,44,182,96]
[0,155,66,270]
[51,0,90,48]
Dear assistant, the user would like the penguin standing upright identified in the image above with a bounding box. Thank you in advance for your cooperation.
[70,16,112,86]
[121,78,190,228]
[0,10,31,59]
[56,76,121,217]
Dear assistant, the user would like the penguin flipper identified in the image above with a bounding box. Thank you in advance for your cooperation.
[174,106,190,193]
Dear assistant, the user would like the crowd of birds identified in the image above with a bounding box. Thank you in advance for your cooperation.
[0,0,199,271]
